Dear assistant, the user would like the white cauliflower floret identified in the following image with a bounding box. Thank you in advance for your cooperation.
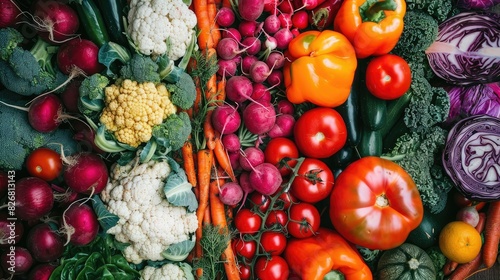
[128,0,197,60]
[140,262,194,280]
[101,157,198,264]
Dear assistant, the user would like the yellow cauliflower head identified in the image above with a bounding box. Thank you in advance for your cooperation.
[100,79,177,147]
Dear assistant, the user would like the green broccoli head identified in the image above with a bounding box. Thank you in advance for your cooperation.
[405,0,454,22]
[78,73,110,119]
[152,111,192,152]
[0,27,24,61]
[166,71,197,110]
[120,53,161,83]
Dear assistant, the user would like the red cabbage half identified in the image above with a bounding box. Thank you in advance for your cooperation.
[442,115,500,201]
[446,82,500,123]
[456,0,500,10]
[425,11,500,85]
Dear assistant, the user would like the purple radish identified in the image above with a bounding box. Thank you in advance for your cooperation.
[249,61,272,83]
[225,75,254,103]
[33,0,79,44]
[264,14,281,34]
[221,28,242,42]
[61,202,99,246]
[241,55,259,74]
[216,7,236,27]
[274,28,294,49]
[219,182,244,206]
[268,114,296,138]
[238,20,258,37]
[239,147,265,171]
[211,104,241,135]
[238,0,265,21]
[242,101,277,135]
[241,36,262,56]
[63,152,109,195]
[221,133,241,152]
[251,83,272,103]
[266,69,283,87]
[248,163,282,195]
[277,99,295,115]
[57,38,104,75]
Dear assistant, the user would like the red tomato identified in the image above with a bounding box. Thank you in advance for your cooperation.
[290,158,334,203]
[366,54,412,100]
[275,188,298,209]
[232,237,257,260]
[329,156,423,250]
[261,231,287,255]
[234,209,262,234]
[26,147,63,181]
[255,255,290,280]
[265,210,288,229]
[239,263,252,280]
[249,192,271,213]
[264,137,299,176]
[287,202,321,238]
[293,107,347,158]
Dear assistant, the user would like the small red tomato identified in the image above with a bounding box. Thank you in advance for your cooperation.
[264,137,299,176]
[287,202,321,239]
[261,231,287,255]
[232,237,257,260]
[265,210,288,229]
[366,54,412,100]
[234,209,262,234]
[249,192,271,213]
[26,148,63,181]
[293,107,347,158]
[290,158,334,203]
[255,255,290,280]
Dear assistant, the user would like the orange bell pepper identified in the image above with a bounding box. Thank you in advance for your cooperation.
[334,0,406,58]
[283,227,373,280]
[283,30,357,108]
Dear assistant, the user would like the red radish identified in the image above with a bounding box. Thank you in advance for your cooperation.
[59,78,82,114]
[238,20,258,37]
[268,114,295,138]
[278,0,294,13]
[228,151,241,172]
[0,212,24,248]
[243,101,277,135]
[263,0,279,12]
[241,55,259,74]
[221,133,241,152]
[61,202,99,246]
[278,13,292,29]
[0,171,8,198]
[238,0,265,21]
[57,38,103,75]
[274,28,294,49]
[14,177,54,221]
[216,6,236,27]
[51,183,82,209]
[239,171,254,195]
[216,38,242,60]
[27,263,57,280]
[33,0,79,43]
[239,147,265,171]
[211,104,241,135]
[292,10,309,29]
[251,83,272,103]
[225,75,254,103]
[63,152,109,195]
[26,223,64,262]
[217,59,238,77]
[456,206,480,227]
[277,99,295,114]
[296,0,327,10]
[266,51,286,69]
[264,14,281,34]
[250,61,273,83]
[241,36,262,56]
[0,246,33,275]
[219,182,244,206]
[0,0,21,28]
[266,69,283,86]
[249,163,283,195]
[221,27,242,42]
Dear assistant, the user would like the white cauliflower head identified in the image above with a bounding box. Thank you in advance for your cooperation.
[140,262,194,280]
[101,157,198,264]
[127,0,197,60]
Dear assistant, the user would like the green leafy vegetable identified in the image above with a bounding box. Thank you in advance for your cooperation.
[162,237,196,262]
[91,195,119,233]
[98,42,132,78]
[164,157,198,212]
[193,225,231,280]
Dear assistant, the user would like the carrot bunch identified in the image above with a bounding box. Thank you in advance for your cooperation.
[184,1,240,279]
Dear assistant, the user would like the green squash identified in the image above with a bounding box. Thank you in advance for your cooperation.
[376,243,436,280]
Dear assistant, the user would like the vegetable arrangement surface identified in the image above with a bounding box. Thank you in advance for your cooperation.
[0,0,500,279]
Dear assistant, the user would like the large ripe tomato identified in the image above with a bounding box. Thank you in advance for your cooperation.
[330,156,424,250]
[366,54,412,100]
[261,231,287,255]
[26,148,63,181]
[255,255,290,280]
[293,107,347,158]
[232,236,256,260]
[234,209,262,234]
[290,158,334,203]
[287,202,321,238]
[264,137,299,176]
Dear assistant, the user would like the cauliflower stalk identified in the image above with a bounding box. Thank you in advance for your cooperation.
[127,0,197,60]
[140,262,195,280]
[100,156,198,264]
[100,79,177,147]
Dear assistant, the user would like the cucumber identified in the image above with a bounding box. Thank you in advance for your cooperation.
[71,0,110,47]
[336,71,362,146]
[358,128,382,157]
[328,145,356,169]
[359,84,387,131]
[97,0,129,46]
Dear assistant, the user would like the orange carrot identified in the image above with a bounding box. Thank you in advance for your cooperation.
[216,73,226,104]
[207,0,221,46]
[193,0,215,49]
[181,139,197,187]
[443,260,459,276]
[222,0,232,8]
[204,110,217,150]
[475,212,486,233]
[213,133,236,182]
[482,201,500,268]
[209,179,241,280]
[448,250,483,280]
[195,149,214,259]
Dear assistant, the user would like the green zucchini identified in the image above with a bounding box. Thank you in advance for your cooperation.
[71,0,110,47]
[358,128,382,157]
[328,145,356,169]
[97,0,128,46]
[359,85,387,131]
[336,71,362,147]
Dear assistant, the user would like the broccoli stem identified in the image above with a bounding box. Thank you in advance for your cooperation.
[29,38,58,76]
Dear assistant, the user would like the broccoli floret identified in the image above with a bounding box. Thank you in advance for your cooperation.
[0,91,80,171]
[119,53,161,83]
[152,111,192,152]
[0,27,24,60]
[382,127,454,213]
[166,71,197,110]
[78,73,110,119]
[405,0,454,22]
[392,10,438,65]
[425,246,447,280]
[0,28,67,96]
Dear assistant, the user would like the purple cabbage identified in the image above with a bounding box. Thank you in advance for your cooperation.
[425,11,500,85]
[456,0,500,10]
[446,82,500,123]
[442,115,500,201]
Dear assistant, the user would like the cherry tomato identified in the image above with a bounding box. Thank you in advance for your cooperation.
[234,209,262,234]
[293,107,347,158]
[261,231,287,255]
[275,188,298,209]
[287,202,321,238]
[290,158,334,203]
[255,255,290,280]
[26,147,63,181]
[366,54,412,100]
[249,192,271,213]
[265,210,288,229]
[264,137,299,176]
[239,263,252,280]
[232,237,257,260]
